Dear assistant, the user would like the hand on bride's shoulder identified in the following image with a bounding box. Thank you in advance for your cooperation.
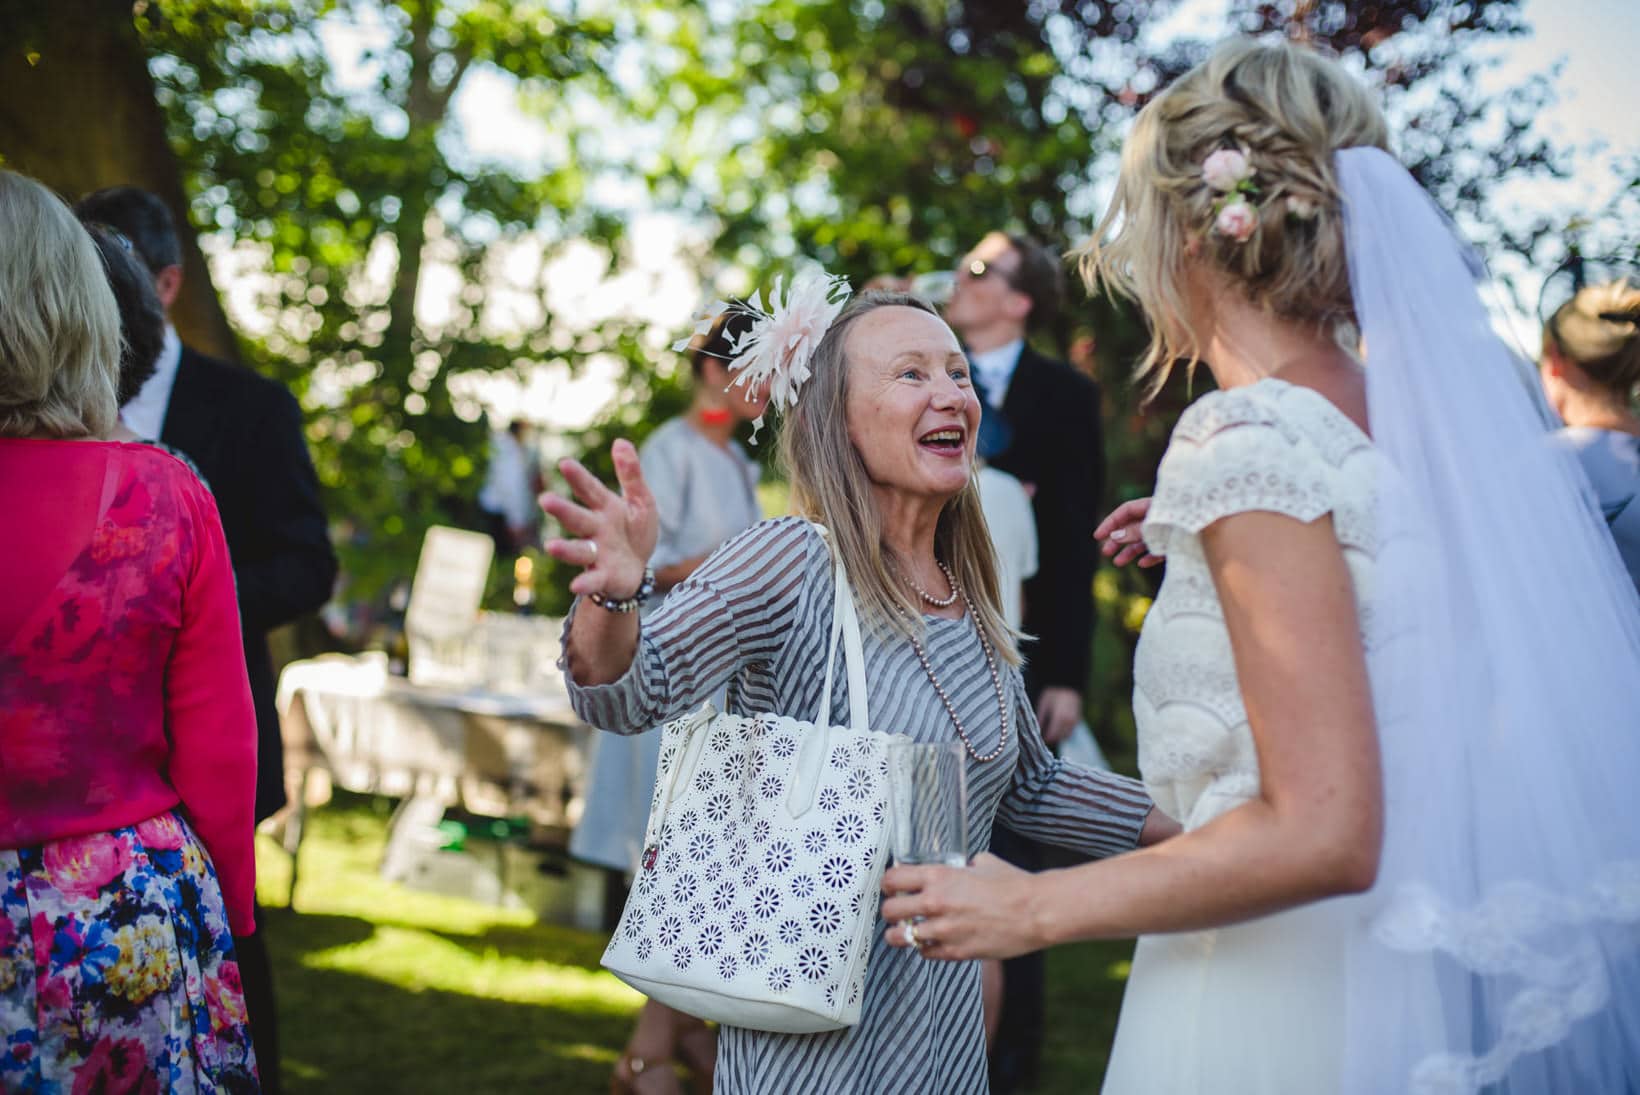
[1096,497,1163,568]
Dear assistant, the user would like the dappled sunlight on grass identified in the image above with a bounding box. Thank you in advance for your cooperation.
[255,793,1133,1092]
[255,795,642,1092]
[300,923,642,1013]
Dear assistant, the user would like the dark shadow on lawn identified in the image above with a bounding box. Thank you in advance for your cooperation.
[265,906,613,972]
[1038,938,1135,1094]
[421,921,612,971]
[257,908,376,957]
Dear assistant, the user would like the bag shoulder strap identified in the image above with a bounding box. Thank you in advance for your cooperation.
[810,524,870,732]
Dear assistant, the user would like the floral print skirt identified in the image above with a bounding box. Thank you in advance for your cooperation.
[0,811,259,1093]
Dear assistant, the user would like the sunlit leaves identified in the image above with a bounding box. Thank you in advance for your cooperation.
[139,0,640,602]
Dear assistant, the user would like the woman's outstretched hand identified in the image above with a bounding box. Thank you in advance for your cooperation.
[1095,497,1163,568]
[879,853,1044,962]
[540,439,658,599]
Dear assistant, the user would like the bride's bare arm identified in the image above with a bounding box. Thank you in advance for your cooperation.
[882,508,1382,958]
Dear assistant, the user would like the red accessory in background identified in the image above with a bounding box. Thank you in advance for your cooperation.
[699,407,733,428]
[673,270,854,443]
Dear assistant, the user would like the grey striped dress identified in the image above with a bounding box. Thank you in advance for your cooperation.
[563,517,1153,1094]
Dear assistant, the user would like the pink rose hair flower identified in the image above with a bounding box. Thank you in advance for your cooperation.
[1286,195,1320,220]
[1199,144,1266,244]
[1202,148,1253,192]
[1214,198,1259,243]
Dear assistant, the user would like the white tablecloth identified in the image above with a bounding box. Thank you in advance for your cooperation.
[276,650,592,828]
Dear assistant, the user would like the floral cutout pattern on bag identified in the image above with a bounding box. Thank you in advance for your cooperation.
[599,526,906,1033]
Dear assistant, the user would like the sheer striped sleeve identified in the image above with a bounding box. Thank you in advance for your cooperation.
[561,516,821,733]
[993,669,1153,858]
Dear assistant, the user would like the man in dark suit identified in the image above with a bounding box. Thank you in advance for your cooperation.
[77,185,338,1095]
[945,230,1104,1092]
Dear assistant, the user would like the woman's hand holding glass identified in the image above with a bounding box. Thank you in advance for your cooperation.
[540,439,658,599]
[880,740,1045,962]
[880,853,1043,962]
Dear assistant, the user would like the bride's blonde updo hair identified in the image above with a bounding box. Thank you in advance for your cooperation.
[1544,278,1640,401]
[1079,39,1390,393]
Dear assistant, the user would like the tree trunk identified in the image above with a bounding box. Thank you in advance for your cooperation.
[378,2,442,385]
[0,0,239,361]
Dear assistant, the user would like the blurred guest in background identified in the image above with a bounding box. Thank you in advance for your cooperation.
[944,229,1104,1092]
[971,457,1037,1050]
[0,168,260,1093]
[479,418,543,555]
[1541,277,1640,593]
[82,223,166,430]
[76,183,338,1095]
[569,310,764,1094]
[975,461,1037,639]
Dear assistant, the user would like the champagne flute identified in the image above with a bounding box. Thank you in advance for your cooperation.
[888,740,967,866]
[888,739,966,988]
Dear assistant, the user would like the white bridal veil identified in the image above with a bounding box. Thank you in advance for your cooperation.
[1337,147,1640,1093]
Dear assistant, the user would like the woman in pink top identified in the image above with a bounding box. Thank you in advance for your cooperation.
[0,169,260,1092]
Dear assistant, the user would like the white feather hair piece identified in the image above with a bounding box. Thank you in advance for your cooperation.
[670,270,853,442]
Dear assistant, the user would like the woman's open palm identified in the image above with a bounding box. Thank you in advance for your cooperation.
[540,439,659,598]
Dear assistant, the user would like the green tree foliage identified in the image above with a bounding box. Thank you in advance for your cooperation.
[628,0,1576,748]
[6,1,1601,748]
[135,0,643,602]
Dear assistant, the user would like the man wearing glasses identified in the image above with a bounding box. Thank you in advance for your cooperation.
[944,230,1106,1094]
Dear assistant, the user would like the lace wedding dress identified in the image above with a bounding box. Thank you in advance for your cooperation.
[1102,378,1382,1094]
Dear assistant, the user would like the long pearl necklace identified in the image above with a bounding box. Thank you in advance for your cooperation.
[894,574,1011,763]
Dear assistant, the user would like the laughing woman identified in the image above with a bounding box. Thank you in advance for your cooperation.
[542,288,1172,1094]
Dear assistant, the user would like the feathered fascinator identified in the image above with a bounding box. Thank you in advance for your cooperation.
[672,270,853,442]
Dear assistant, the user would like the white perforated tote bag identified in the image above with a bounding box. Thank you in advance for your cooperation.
[599,531,906,1032]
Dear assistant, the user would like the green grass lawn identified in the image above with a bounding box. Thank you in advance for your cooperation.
[255,795,1134,1093]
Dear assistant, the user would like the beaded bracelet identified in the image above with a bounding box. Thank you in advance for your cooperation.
[589,568,656,614]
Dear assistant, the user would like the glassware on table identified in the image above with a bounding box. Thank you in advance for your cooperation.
[909,270,957,308]
[887,740,968,867]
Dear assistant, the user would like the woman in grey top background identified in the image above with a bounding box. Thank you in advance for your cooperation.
[569,310,765,1093]
[543,289,1171,1094]
[1540,278,1640,592]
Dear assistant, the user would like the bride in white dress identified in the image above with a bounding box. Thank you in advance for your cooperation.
[881,38,1640,1093]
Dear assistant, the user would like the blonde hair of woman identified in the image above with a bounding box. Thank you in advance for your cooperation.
[0,169,119,439]
[1541,277,1640,428]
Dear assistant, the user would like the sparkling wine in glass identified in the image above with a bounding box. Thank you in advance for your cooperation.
[888,740,968,867]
